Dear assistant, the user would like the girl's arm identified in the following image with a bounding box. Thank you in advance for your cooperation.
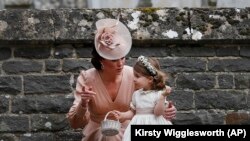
[113,109,135,122]
[154,95,166,116]
[161,85,176,120]
[114,91,137,122]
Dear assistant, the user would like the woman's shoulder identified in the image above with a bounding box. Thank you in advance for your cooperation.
[80,68,96,74]
[78,68,97,81]
[123,65,134,81]
[80,68,96,75]
[123,65,133,74]
[124,65,133,70]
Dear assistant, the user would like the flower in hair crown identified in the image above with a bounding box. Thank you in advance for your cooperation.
[137,55,157,76]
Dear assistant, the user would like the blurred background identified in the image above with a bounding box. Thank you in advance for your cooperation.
[1,0,250,10]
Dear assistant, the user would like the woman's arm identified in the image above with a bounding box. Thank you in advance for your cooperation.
[164,101,176,120]
[154,96,177,120]
[67,99,90,129]
[67,71,95,129]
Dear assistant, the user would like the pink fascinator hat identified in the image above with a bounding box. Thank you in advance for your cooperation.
[94,17,132,60]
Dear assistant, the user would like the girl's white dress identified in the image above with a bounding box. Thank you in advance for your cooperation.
[122,89,172,141]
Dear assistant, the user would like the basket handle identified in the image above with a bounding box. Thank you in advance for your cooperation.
[104,111,119,121]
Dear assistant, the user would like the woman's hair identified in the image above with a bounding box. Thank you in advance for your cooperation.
[133,56,167,90]
[91,48,103,70]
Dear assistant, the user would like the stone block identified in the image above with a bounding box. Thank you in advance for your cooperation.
[55,131,82,141]
[31,114,69,131]
[168,90,194,110]
[190,8,250,43]
[0,47,11,60]
[0,76,22,94]
[52,8,190,43]
[218,74,234,89]
[19,133,54,141]
[2,60,43,74]
[0,96,9,113]
[45,59,61,72]
[54,44,74,59]
[208,58,250,72]
[161,58,206,73]
[235,74,250,89]
[62,59,91,73]
[14,46,51,59]
[0,9,54,44]
[12,95,74,114]
[195,90,247,109]
[0,116,29,132]
[23,75,71,94]
[176,73,215,89]
[4,0,33,9]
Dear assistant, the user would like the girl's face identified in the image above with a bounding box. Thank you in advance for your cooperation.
[133,70,153,90]
[101,57,125,75]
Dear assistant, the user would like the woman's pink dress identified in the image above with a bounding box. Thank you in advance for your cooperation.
[67,66,135,141]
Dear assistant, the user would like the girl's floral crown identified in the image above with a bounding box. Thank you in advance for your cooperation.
[137,55,157,76]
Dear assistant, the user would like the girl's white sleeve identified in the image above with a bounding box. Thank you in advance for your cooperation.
[130,91,137,110]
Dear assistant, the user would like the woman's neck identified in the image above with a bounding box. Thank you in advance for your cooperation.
[98,70,122,82]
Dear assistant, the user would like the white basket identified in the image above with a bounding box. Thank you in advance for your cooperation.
[101,111,121,136]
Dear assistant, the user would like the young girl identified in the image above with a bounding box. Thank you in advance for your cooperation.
[113,55,172,141]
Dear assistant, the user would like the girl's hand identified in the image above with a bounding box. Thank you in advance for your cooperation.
[79,86,96,107]
[164,101,176,120]
[162,85,172,96]
[112,110,127,122]
[112,110,122,120]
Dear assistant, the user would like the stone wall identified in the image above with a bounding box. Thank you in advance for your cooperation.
[0,8,250,141]
[1,0,250,9]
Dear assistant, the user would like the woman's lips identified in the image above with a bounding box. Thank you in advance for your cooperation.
[117,68,123,71]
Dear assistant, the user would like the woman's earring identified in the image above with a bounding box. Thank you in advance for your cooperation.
[101,63,104,70]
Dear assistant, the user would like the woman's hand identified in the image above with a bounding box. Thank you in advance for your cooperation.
[164,101,176,120]
[79,86,96,107]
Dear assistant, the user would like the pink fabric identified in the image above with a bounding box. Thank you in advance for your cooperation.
[94,18,132,60]
[67,66,135,141]
[135,108,154,114]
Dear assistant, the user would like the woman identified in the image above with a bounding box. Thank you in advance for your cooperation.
[67,18,176,141]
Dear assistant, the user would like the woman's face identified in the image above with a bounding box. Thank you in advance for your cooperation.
[101,57,125,74]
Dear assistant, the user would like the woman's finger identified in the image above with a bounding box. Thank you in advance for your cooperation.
[82,86,86,92]
[79,86,96,105]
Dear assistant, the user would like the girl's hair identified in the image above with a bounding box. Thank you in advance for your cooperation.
[133,56,167,90]
[91,47,103,70]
